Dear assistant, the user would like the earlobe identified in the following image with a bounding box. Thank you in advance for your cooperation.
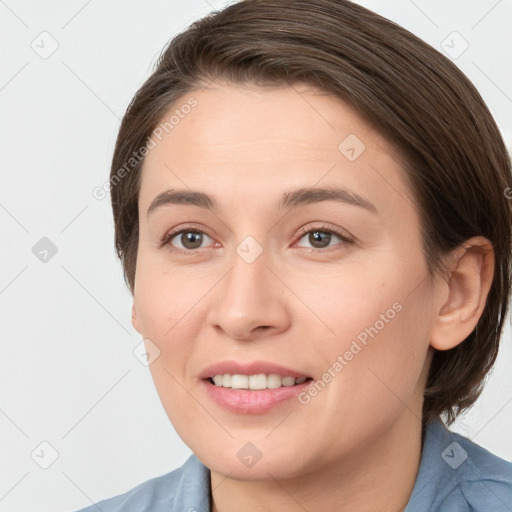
[131,302,142,334]
[430,236,494,351]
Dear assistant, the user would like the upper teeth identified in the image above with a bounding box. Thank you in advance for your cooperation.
[212,374,308,390]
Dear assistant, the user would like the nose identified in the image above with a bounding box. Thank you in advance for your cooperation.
[207,243,291,341]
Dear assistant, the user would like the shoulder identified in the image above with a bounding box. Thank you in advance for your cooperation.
[70,454,211,512]
[406,419,512,512]
[440,426,512,511]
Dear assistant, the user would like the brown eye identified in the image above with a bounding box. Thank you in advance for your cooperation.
[307,230,333,249]
[295,225,353,251]
[179,231,204,249]
[166,229,213,251]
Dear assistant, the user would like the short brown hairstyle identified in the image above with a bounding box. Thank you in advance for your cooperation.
[109,0,512,425]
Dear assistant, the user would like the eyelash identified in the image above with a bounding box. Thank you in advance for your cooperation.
[294,224,355,252]
[159,223,355,255]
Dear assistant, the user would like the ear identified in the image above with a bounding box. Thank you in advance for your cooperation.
[430,236,494,351]
[131,302,142,334]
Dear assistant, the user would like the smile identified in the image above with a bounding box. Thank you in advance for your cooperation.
[209,373,311,390]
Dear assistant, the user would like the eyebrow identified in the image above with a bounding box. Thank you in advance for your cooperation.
[146,186,378,217]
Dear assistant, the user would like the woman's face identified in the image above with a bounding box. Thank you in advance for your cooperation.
[131,81,441,479]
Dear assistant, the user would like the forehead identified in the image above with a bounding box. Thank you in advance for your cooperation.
[145,82,387,158]
[139,82,415,220]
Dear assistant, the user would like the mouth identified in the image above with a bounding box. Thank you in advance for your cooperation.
[200,367,313,414]
[199,361,315,413]
[206,373,313,390]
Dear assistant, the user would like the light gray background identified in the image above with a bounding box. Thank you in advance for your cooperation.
[1,1,511,511]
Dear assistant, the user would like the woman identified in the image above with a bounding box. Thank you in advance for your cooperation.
[74,0,512,510]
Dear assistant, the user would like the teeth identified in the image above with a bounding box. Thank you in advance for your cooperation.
[267,374,282,389]
[222,374,231,387]
[210,373,309,390]
[231,374,248,389]
[249,374,267,390]
[281,376,296,386]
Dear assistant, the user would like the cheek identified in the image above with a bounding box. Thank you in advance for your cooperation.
[133,250,208,340]
[133,256,212,381]
[301,261,433,407]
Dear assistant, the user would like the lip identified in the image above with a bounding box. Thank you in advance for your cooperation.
[201,378,312,414]
[199,360,311,380]
[199,360,313,414]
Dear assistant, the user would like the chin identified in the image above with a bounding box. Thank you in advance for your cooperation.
[204,453,304,481]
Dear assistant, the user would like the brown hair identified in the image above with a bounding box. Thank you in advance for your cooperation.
[109,0,512,425]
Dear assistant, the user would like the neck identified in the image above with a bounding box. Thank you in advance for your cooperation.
[210,412,423,512]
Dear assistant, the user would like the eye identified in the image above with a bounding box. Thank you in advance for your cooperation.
[159,223,354,254]
[295,224,354,251]
[160,226,217,253]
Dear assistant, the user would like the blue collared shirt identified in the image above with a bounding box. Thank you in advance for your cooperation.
[72,419,512,511]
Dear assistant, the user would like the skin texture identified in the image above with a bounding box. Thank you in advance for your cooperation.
[131,82,494,512]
